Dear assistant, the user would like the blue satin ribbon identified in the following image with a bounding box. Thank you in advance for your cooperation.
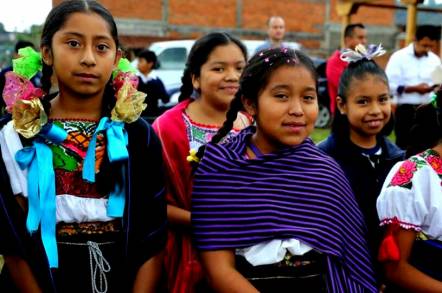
[15,123,67,268]
[83,117,128,217]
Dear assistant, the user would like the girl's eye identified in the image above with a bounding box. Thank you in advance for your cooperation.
[237,66,244,72]
[304,95,316,102]
[213,67,224,72]
[275,94,288,99]
[356,99,368,105]
[379,96,390,103]
[67,40,80,48]
[97,44,109,52]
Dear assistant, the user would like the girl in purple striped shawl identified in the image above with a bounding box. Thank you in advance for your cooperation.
[190,48,377,292]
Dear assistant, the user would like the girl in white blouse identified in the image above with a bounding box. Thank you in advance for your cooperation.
[377,89,442,292]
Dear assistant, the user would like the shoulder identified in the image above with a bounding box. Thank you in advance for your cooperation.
[0,114,11,129]
[381,136,405,159]
[152,100,188,133]
[317,134,337,153]
[428,51,441,63]
[126,118,158,146]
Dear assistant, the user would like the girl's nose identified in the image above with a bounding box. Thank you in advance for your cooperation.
[80,47,97,66]
[288,99,303,116]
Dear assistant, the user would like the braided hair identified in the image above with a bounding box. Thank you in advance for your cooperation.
[407,89,442,156]
[192,47,318,165]
[39,0,119,117]
[178,32,247,102]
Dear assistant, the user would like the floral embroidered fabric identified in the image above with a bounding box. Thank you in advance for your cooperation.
[182,112,240,150]
[377,149,442,240]
[48,119,105,198]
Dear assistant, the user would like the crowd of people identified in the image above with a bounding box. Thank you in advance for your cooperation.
[1,0,442,292]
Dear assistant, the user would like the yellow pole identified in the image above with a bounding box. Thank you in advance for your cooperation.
[405,3,417,45]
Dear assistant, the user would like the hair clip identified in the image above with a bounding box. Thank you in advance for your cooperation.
[340,44,386,63]
[187,148,200,163]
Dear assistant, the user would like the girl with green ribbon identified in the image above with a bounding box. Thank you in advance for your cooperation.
[0,1,167,292]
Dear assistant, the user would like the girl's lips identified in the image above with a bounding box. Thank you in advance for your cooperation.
[282,122,306,132]
[221,86,239,94]
[366,120,383,128]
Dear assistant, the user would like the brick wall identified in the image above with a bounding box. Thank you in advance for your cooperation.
[52,0,398,53]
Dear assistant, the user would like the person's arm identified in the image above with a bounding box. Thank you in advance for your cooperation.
[200,250,258,293]
[132,252,164,293]
[156,79,170,104]
[384,229,442,292]
[167,204,191,226]
[4,255,43,293]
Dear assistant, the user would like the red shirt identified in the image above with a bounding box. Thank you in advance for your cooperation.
[326,50,348,115]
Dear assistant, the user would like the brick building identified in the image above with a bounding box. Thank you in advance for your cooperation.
[53,0,400,57]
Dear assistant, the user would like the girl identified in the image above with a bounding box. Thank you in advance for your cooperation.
[318,44,405,281]
[191,48,376,292]
[376,89,442,291]
[0,1,166,292]
[152,32,251,293]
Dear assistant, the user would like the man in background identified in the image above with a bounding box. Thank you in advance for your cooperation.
[254,16,290,54]
[326,23,367,116]
[136,49,170,120]
[386,25,441,149]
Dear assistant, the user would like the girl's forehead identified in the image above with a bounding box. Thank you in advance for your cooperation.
[56,12,113,39]
[206,43,245,63]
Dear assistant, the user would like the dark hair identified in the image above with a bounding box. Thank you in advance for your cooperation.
[138,49,157,64]
[15,40,35,53]
[192,48,317,165]
[406,89,442,156]
[416,25,441,41]
[178,32,247,102]
[332,58,393,139]
[40,0,119,117]
[344,23,365,38]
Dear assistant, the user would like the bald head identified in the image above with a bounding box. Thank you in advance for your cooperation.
[267,16,285,43]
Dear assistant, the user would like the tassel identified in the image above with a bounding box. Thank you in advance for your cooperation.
[378,218,400,262]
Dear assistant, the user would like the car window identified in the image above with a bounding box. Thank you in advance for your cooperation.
[157,47,187,70]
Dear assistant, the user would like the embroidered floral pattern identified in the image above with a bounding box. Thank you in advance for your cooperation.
[389,149,442,189]
[390,160,417,187]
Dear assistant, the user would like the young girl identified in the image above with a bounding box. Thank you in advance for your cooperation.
[318,45,405,281]
[0,1,166,292]
[152,32,251,293]
[191,48,376,292]
[376,89,442,291]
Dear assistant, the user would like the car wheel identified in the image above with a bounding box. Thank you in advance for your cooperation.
[315,103,331,128]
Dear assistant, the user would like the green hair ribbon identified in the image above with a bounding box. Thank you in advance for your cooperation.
[112,58,137,79]
[12,47,42,80]
[430,92,438,108]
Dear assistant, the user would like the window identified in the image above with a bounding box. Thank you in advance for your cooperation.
[157,47,187,70]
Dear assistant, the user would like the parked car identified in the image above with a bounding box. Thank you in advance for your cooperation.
[145,39,330,128]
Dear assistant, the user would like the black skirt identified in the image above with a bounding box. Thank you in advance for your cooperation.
[235,250,327,293]
[53,232,124,293]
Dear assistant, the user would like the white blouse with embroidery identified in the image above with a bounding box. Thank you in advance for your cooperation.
[377,149,442,240]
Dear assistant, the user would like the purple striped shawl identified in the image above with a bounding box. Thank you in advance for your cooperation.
[191,127,376,292]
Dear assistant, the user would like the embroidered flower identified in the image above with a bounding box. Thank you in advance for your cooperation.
[427,154,442,175]
[390,160,417,187]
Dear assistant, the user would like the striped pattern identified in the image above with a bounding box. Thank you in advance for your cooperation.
[192,127,376,292]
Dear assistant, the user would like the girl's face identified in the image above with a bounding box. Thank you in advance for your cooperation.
[337,74,391,146]
[42,12,120,99]
[245,65,318,154]
[192,43,246,111]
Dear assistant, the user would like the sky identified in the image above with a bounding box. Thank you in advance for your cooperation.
[0,0,52,32]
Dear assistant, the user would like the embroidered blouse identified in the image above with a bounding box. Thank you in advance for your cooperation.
[377,149,442,239]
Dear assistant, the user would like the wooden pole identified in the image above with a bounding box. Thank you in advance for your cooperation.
[405,3,417,45]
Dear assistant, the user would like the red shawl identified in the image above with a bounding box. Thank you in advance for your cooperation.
[153,99,202,293]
